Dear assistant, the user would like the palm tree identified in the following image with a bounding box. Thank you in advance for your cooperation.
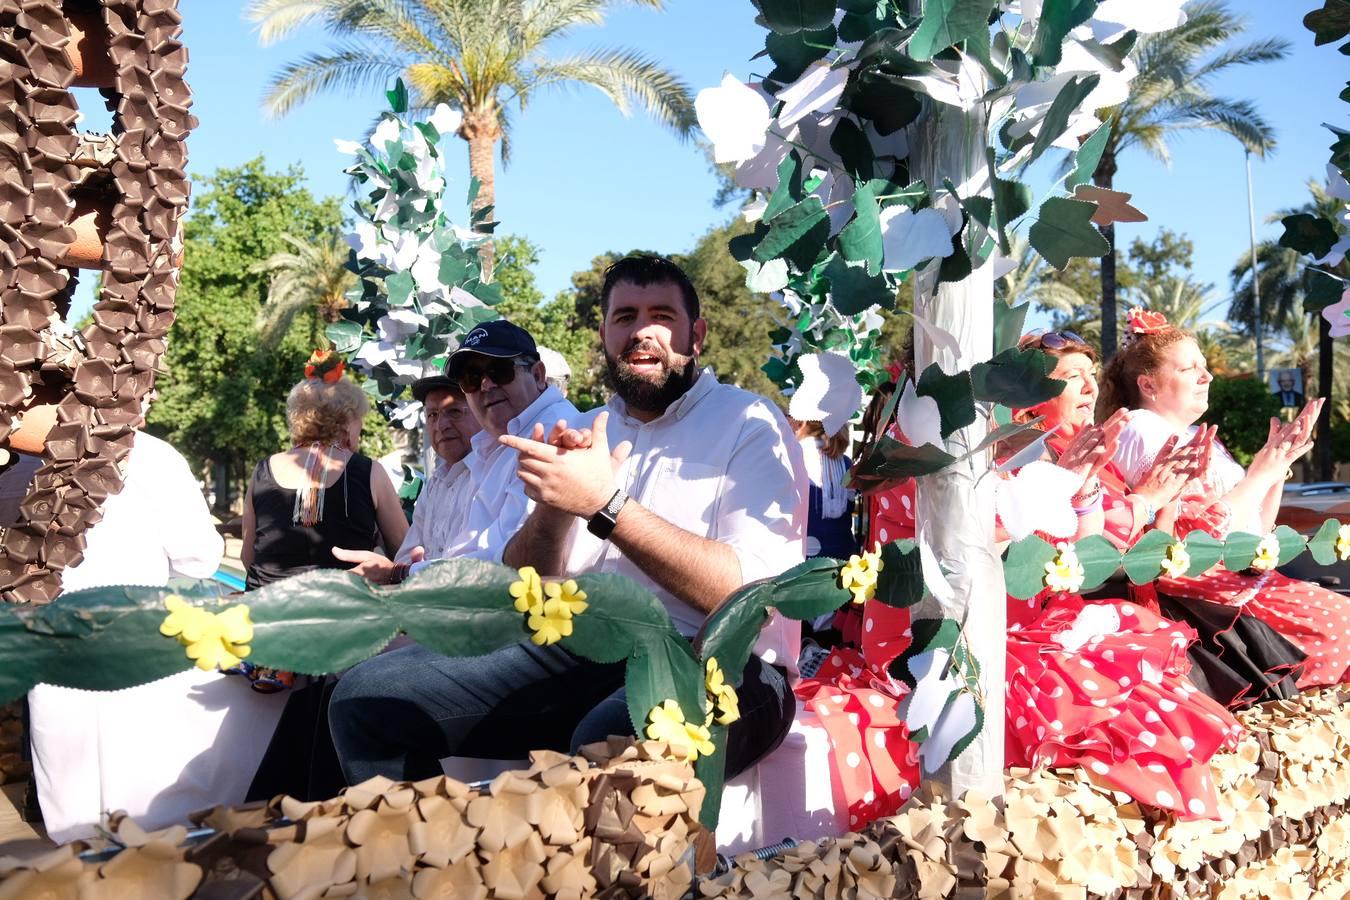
[1091,0,1288,359]
[996,234,1092,312]
[245,0,697,275]
[252,230,356,350]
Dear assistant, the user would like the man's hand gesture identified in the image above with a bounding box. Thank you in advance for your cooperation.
[500,411,633,518]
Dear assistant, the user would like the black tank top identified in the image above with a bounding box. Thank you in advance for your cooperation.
[246,452,379,590]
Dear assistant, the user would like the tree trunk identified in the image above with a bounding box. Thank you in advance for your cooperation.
[1317,312,1334,481]
[1094,157,1118,361]
[910,66,1006,813]
[461,110,500,282]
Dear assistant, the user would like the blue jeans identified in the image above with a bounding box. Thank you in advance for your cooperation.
[328,641,793,785]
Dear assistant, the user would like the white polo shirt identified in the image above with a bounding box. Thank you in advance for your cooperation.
[562,370,808,670]
[447,384,579,562]
[396,456,472,563]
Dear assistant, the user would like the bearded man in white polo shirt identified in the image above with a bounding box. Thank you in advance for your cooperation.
[328,260,805,784]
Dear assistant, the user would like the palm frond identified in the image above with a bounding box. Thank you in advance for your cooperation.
[529,48,696,135]
[244,0,341,46]
[261,45,405,118]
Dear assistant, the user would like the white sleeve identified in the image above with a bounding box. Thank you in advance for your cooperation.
[151,438,224,580]
[715,405,807,584]
[395,478,430,564]
[448,482,532,564]
[1112,411,1173,488]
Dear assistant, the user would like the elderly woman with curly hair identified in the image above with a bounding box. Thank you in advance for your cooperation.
[242,358,407,589]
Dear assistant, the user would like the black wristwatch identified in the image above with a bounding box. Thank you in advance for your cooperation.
[587,487,628,540]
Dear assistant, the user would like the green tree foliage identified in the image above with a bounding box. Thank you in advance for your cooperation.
[1200,375,1281,466]
[149,158,392,511]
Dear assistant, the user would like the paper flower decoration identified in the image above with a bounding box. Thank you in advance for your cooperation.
[839,545,884,605]
[527,598,575,646]
[304,349,345,384]
[1160,541,1191,578]
[1323,289,1350,339]
[879,206,955,273]
[645,700,715,761]
[704,657,741,726]
[788,350,865,439]
[1336,524,1350,562]
[694,74,772,164]
[1052,603,1121,653]
[1250,534,1281,573]
[775,62,849,129]
[1044,541,1086,593]
[1124,306,1169,337]
[510,566,544,615]
[543,579,588,617]
[996,460,1083,541]
[896,378,943,450]
[160,595,253,671]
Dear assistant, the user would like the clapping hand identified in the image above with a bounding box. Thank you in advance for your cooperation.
[1249,398,1323,483]
[1057,408,1128,491]
[1134,425,1213,508]
[501,411,632,517]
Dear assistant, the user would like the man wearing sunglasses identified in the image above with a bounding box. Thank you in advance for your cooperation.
[328,256,806,787]
[334,321,576,583]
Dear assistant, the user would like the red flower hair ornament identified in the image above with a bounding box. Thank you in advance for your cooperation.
[304,349,346,384]
[1122,307,1170,345]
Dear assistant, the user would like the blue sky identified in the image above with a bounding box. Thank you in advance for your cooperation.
[74,2,1347,328]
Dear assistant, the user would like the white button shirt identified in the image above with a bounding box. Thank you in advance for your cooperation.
[447,384,579,562]
[563,370,808,670]
[396,456,472,563]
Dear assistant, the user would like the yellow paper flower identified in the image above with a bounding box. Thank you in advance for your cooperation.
[1044,542,1085,593]
[509,566,544,615]
[543,579,588,616]
[644,699,715,761]
[1336,524,1350,562]
[527,598,574,646]
[839,544,883,605]
[1250,534,1281,573]
[1160,541,1191,578]
[704,657,741,725]
[160,595,253,671]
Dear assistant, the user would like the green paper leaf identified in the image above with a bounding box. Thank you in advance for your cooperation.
[1274,525,1308,565]
[766,26,838,83]
[1305,0,1350,47]
[385,269,415,307]
[695,725,731,828]
[1279,213,1340,259]
[700,582,776,683]
[1304,270,1346,313]
[1183,530,1225,576]
[993,297,1030,354]
[916,362,976,437]
[1031,0,1097,67]
[1029,196,1111,270]
[564,573,681,664]
[1004,536,1057,600]
[910,0,998,62]
[970,346,1066,407]
[1309,518,1344,566]
[1065,121,1111,191]
[1122,529,1176,583]
[843,71,923,135]
[876,539,925,608]
[992,174,1032,252]
[1222,532,1262,573]
[823,253,894,313]
[764,152,806,222]
[771,558,855,620]
[752,0,837,34]
[840,182,885,272]
[624,634,703,742]
[830,118,875,183]
[849,434,957,488]
[1077,29,1138,72]
[386,78,408,113]
[1025,75,1100,166]
[325,319,364,354]
[889,617,963,689]
[753,197,831,269]
[247,571,400,673]
[1074,535,1122,593]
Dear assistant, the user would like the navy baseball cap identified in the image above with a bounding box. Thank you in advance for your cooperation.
[446,320,538,376]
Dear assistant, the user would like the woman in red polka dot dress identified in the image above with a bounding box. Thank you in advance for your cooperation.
[1104,312,1350,689]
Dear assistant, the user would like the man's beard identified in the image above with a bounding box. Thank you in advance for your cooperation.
[605,341,699,416]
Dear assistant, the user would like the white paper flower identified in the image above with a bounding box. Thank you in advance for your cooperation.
[376,308,429,343]
[372,116,402,150]
[918,690,977,775]
[1090,0,1187,37]
[1053,603,1121,653]
[899,647,960,738]
[879,206,955,272]
[696,74,773,164]
[1334,274,1350,328]
[334,138,363,155]
[411,241,445,291]
[776,62,849,129]
[742,196,767,223]
[896,379,943,449]
[429,102,463,138]
[735,131,793,191]
[346,221,381,260]
[789,351,864,438]
[995,460,1082,541]
[355,339,423,379]
[1314,234,1350,268]
[390,399,424,429]
[1328,164,1350,202]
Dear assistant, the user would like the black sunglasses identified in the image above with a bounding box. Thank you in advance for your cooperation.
[1019,329,1087,351]
[455,357,535,393]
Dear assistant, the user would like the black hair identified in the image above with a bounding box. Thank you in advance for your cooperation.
[599,255,701,321]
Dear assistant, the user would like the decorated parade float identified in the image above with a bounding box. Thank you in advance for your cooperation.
[4,0,1350,896]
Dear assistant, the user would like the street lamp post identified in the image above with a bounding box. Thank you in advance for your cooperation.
[1246,149,1265,381]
